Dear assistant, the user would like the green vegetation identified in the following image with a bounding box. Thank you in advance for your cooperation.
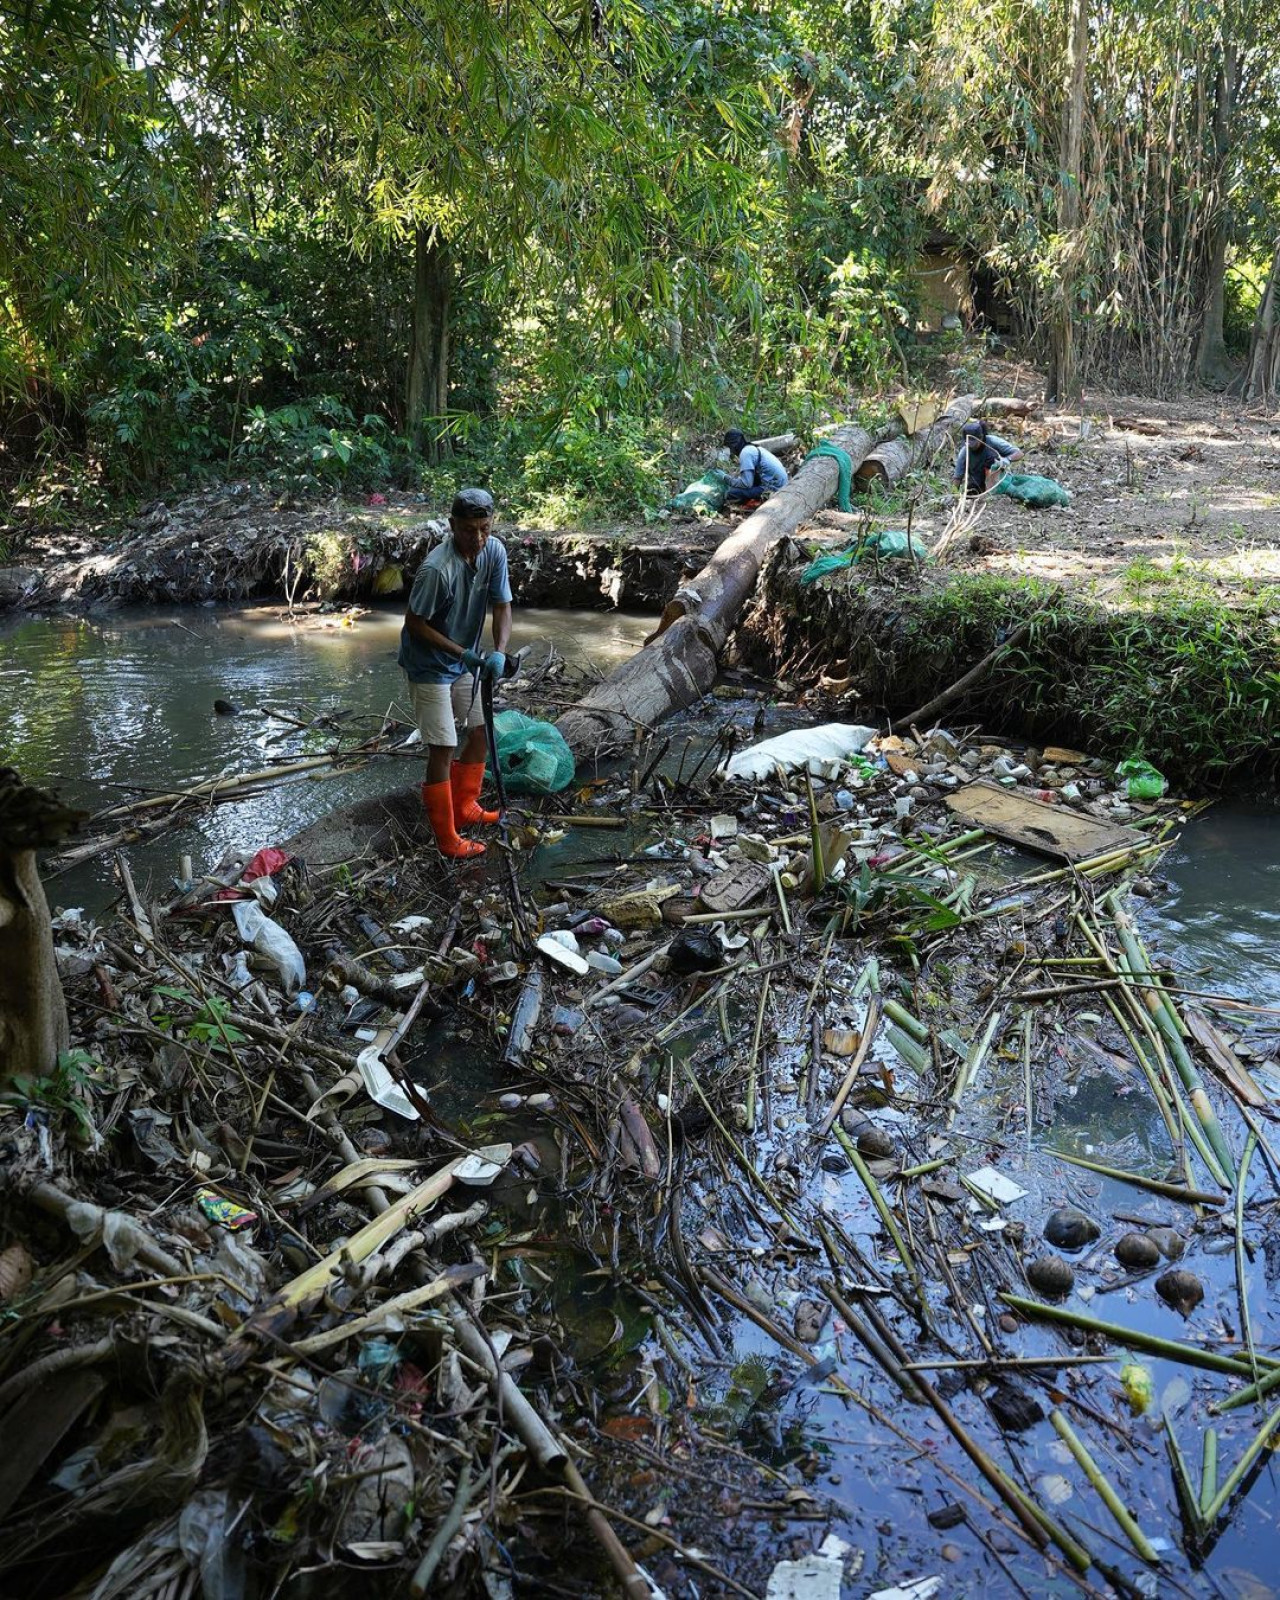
[4,0,1279,524]
[786,571,1280,785]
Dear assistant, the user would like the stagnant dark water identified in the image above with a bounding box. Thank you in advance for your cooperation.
[4,605,1280,1595]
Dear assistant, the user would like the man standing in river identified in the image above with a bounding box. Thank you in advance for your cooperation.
[399,488,512,859]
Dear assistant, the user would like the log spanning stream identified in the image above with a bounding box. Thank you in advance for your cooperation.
[3,600,1280,1595]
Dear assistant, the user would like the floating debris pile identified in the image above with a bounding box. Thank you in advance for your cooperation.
[4,708,1279,1596]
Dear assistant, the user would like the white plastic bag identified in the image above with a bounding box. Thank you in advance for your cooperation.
[720,723,877,782]
[232,899,305,995]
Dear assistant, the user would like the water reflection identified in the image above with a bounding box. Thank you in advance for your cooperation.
[1142,801,1280,1007]
[0,602,654,906]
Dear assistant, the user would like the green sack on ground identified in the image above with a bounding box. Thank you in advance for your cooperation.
[992,471,1072,508]
[491,711,576,795]
[669,469,730,515]
[1116,757,1166,801]
[855,529,921,561]
[800,528,922,584]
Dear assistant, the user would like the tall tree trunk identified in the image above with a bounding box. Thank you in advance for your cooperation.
[0,770,81,1089]
[1243,238,1280,404]
[0,849,69,1086]
[1195,43,1239,387]
[406,228,452,462]
[1046,0,1089,403]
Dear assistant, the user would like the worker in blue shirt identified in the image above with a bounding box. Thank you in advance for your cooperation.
[399,488,512,859]
[954,420,1023,496]
[723,430,789,505]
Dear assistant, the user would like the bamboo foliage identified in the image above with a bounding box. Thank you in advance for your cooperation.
[913,0,1280,393]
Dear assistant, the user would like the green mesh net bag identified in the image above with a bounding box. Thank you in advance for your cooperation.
[992,472,1072,508]
[490,711,576,795]
[669,469,730,515]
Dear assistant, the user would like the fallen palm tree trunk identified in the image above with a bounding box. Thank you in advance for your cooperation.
[854,393,975,490]
[555,421,895,756]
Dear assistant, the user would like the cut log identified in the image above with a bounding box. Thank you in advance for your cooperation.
[854,394,975,491]
[982,396,1040,418]
[753,432,799,456]
[555,421,892,757]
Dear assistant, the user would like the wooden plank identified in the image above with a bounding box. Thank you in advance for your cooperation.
[0,1371,105,1520]
[944,780,1140,862]
[700,861,771,913]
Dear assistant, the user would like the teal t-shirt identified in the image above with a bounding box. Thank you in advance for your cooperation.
[398,534,513,684]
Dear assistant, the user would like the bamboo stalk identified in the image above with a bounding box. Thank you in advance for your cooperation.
[1022,1013,1033,1154]
[802,770,826,894]
[886,1025,930,1073]
[1165,1410,1205,1536]
[1199,1428,1218,1519]
[833,1123,920,1295]
[1050,1409,1159,1564]
[1052,1150,1224,1205]
[950,1008,1003,1113]
[1108,897,1234,1184]
[816,994,881,1137]
[882,998,929,1042]
[819,1279,922,1402]
[1001,1294,1261,1377]
[745,972,772,1133]
[1236,1131,1260,1386]
[1200,1406,1280,1524]
[1211,1362,1280,1415]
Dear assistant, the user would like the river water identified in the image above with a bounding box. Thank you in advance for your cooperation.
[4,605,1280,1593]
[0,603,654,907]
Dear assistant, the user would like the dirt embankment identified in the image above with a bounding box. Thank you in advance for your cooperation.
[1,485,726,615]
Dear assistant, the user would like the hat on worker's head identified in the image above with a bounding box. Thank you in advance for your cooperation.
[722,430,748,454]
[451,487,495,520]
[961,421,987,442]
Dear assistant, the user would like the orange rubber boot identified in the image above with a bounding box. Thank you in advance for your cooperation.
[451,761,499,826]
[421,780,485,858]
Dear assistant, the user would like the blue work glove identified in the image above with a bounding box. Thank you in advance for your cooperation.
[460,647,485,672]
[481,650,507,682]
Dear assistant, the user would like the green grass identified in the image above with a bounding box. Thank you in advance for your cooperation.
[781,570,1280,786]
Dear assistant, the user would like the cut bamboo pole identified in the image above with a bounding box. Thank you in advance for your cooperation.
[1053,1150,1224,1205]
[1108,897,1234,1184]
[1199,1406,1280,1524]
[1199,1428,1219,1519]
[1050,1409,1159,1564]
[1236,1131,1260,1386]
[833,1124,921,1295]
[1001,1294,1264,1377]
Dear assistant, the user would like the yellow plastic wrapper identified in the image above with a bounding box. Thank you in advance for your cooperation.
[1120,1361,1154,1415]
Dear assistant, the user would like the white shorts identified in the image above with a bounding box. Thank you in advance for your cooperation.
[408,674,484,749]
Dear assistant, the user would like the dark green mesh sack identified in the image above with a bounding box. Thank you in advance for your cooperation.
[992,472,1072,508]
[490,711,576,795]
